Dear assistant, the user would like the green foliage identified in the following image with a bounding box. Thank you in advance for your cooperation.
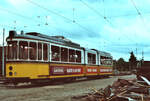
[129,51,137,70]
[114,58,129,71]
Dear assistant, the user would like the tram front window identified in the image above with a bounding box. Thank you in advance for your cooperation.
[29,42,37,60]
[19,41,28,59]
[7,41,17,60]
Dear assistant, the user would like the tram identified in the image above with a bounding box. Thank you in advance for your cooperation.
[3,30,113,84]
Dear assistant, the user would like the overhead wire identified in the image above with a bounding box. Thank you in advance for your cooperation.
[130,0,150,41]
[25,0,98,36]
[130,0,145,24]
[0,6,78,37]
[80,0,113,27]
[80,0,136,46]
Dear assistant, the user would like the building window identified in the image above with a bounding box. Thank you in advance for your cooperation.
[51,45,60,61]
[38,43,42,60]
[29,42,37,60]
[69,49,75,62]
[7,41,17,59]
[61,47,68,62]
[19,41,28,59]
[76,50,81,63]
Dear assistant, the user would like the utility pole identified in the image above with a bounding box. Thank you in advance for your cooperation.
[142,50,144,61]
[2,28,5,77]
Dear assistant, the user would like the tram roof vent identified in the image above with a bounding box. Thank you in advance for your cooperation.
[26,32,39,36]
[9,30,17,38]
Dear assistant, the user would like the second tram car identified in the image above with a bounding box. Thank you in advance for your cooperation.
[5,30,113,84]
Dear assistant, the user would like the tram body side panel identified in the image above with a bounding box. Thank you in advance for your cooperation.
[85,65,99,76]
[49,63,84,78]
[6,62,85,80]
[99,65,113,75]
[6,62,49,79]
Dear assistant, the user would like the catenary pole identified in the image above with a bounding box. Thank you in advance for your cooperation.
[2,28,5,77]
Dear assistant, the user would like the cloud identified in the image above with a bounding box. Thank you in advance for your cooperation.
[1,0,150,61]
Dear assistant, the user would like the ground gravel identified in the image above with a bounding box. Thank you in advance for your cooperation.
[0,75,136,101]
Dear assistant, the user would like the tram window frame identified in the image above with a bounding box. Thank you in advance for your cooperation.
[92,54,96,64]
[29,42,37,60]
[19,41,28,60]
[7,41,18,60]
[61,47,68,62]
[88,53,96,65]
[43,43,48,61]
[100,56,105,65]
[76,50,81,63]
[88,53,92,64]
[38,43,42,60]
[69,49,75,62]
[51,45,60,61]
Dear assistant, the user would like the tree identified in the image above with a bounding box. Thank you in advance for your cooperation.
[116,58,126,71]
[129,51,137,70]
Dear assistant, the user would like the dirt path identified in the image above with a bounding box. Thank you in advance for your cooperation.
[0,75,136,101]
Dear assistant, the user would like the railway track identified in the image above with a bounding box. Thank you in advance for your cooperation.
[0,76,110,88]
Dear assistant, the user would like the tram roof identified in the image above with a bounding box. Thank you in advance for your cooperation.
[7,30,82,49]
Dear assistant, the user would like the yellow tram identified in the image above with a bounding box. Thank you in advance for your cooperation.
[5,30,113,84]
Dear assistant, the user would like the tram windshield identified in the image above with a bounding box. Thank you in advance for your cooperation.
[7,40,48,61]
[7,41,18,59]
[100,56,113,66]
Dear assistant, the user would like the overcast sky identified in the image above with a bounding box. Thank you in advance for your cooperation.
[0,0,150,61]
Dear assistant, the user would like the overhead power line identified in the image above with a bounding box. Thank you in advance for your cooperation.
[130,0,150,38]
[26,0,98,36]
[0,7,78,36]
[130,0,145,23]
[80,0,113,26]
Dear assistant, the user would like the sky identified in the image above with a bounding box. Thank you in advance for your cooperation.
[0,0,150,61]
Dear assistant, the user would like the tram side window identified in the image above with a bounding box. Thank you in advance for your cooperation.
[107,57,113,65]
[43,44,48,61]
[88,53,96,64]
[92,54,96,64]
[76,50,81,63]
[69,49,75,62]
[51,45,60,61]
[29,42,37,60]
[7,41,17,59]
[61,47,68,62]
[38,43,42,60]
[19,41,28,59]
[100,56,105,65]
[88,53,92,64]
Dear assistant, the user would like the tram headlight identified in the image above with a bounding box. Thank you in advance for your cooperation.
[9,72,13,76]
[9,66,13,70]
